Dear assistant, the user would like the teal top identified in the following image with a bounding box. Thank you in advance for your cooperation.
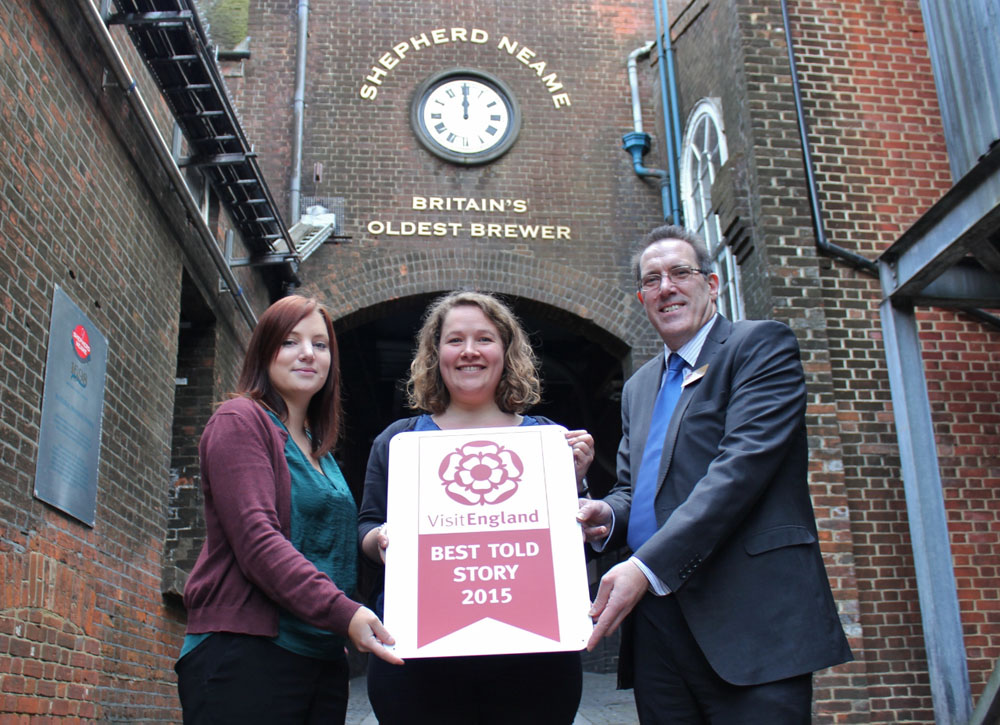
[179,411,357,661]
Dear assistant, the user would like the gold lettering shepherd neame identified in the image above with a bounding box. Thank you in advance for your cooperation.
[359,29,572,109]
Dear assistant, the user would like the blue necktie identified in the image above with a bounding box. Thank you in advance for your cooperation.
[627,353,686,552]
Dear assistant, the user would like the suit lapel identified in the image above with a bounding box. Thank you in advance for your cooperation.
[655,317,732,494]
[631,353,665,474]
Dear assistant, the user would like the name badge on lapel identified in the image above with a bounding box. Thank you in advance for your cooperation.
[682,364,709,388]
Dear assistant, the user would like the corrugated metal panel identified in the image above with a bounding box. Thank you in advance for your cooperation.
[920,0,1000,180]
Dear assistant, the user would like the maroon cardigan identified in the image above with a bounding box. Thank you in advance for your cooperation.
[183,397,361,637]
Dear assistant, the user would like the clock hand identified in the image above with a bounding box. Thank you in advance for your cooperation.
[462,83,470,119]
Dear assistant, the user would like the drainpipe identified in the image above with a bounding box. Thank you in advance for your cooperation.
[628,42,655,134]
[780,0,877,276]
[780,3,1000,329]
[289,0,309,225]
[653,0,683,223]
[623,42,671,219]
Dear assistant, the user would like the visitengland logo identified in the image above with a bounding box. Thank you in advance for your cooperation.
[438,440,523,506]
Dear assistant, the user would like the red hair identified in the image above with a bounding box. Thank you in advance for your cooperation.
[236,295,342,456]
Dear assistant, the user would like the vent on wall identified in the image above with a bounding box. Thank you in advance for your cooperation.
[290,196,346,262]
[300,196,345,236]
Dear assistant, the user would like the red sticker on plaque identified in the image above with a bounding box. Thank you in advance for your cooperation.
[71,324,91,361]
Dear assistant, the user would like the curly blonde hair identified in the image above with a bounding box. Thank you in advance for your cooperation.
[407,291,541,414]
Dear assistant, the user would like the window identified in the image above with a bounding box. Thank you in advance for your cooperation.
[681,99,744,321]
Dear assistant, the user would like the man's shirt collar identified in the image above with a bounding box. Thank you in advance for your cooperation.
[664,313,719,370]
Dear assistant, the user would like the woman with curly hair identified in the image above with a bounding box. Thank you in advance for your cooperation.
[358,290,594,724]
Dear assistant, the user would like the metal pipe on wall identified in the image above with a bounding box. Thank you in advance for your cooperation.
[659,0,684,221]
[780,0,1000,331]
[623,41,671,217]
[628,41,655,134]
[623,42,671,219]
[780,0,877,275]
[653,0,682,223]
[289,0,309,225]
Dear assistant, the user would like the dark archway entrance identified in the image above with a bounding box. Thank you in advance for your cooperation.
[334,293,627,507]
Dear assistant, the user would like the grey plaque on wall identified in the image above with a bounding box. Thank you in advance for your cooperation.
[34,286,108,527]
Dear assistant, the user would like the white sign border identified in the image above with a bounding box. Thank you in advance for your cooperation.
[384,424,592,658]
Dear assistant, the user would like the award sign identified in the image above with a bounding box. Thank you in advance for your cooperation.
[384,425,592,658]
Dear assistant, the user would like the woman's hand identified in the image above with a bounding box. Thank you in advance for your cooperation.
[348,606,404,665]
[362,523,390,564]
[565,430,594,490]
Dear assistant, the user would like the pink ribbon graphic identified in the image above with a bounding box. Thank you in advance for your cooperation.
[417,529,560,648]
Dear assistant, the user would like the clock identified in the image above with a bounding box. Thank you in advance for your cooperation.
[411,69,521,165]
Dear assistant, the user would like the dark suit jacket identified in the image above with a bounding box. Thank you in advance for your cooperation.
[605,316,851,687]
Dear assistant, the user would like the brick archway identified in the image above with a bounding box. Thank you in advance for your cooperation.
[309,247,653,358]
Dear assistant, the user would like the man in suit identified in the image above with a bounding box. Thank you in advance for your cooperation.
[578,225,851,723]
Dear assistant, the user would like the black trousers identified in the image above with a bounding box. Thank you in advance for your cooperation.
[175,633,350,725]
[367,649,582,724]
[632,594,812,724]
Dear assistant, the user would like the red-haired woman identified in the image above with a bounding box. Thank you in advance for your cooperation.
[176,295,401,724]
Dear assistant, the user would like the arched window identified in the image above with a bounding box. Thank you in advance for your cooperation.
[681,99,744,321]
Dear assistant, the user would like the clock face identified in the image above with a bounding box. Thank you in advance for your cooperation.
[412,70,521,165]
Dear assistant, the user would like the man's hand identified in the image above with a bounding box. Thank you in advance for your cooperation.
[586,559,649,651]
[577,499,613,543]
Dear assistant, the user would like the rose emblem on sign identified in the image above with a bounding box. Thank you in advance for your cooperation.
[438,440,523,506]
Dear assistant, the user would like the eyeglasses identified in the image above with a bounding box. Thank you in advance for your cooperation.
[639,266,708,292]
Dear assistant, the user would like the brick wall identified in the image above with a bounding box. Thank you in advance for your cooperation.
[233,2,675,517]
[785,0,1000,720]
[0,0,266,719]
[1,3,183,717]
